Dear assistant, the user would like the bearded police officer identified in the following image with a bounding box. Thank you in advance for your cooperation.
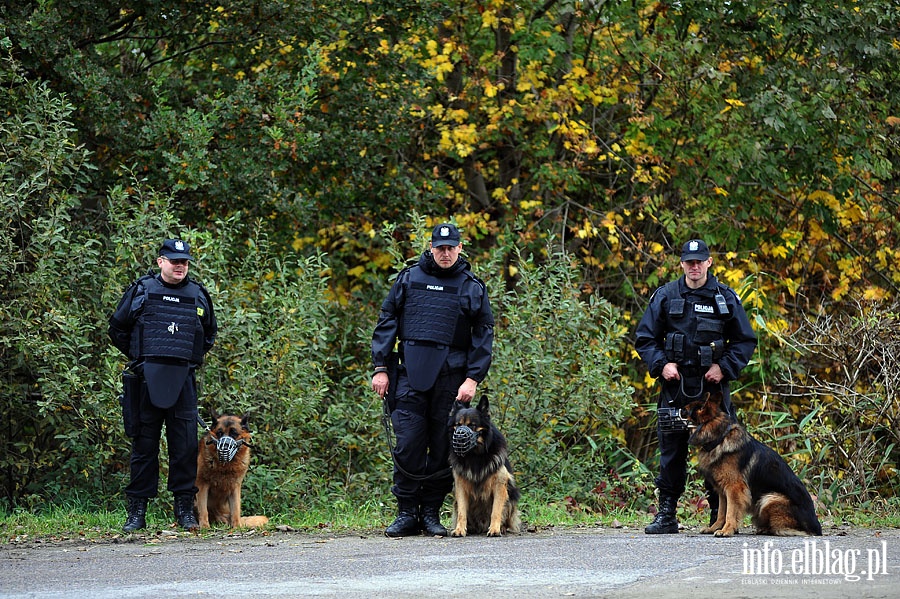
[371,223,494,537]
[635,239,757,534]
[109,239,217,532]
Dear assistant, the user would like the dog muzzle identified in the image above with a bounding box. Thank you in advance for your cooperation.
[451,425,479,456]
[216,436,244,463]
[657,407,691,432]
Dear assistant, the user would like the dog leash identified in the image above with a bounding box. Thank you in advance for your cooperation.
[196,413,211,432]
[380,395,451,481]
[678,377,705,400]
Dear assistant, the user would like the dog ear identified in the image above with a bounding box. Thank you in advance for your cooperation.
[477,394,490,415]
[209,408,220,423]
[241,412,251,431]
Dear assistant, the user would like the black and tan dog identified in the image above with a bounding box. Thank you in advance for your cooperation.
[195,412,269,529]
[683,391,822,537]
[447,395,521,537]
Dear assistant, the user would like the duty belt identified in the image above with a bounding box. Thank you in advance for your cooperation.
[404,339,467,351]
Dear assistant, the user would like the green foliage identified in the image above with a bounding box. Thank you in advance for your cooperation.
[3,0,900,523]
[481,236,638,508]
[0,53,105,508]
[1,180,644,514]
[762,302,900,508]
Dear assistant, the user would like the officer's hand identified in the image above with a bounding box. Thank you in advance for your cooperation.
[705,364,724,384]
[661,362,680,381]
[372,372,389,397]
[456,378,477,403]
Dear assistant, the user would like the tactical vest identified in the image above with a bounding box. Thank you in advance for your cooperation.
[662,280,729,368]
[399,266,471,348]
[130,276,205,363]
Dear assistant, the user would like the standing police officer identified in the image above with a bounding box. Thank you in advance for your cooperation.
[371,223,494,537]
[109,239,217,532]
[635,239,757,534]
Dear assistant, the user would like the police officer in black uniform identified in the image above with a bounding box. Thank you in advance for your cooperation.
[109,239,217,532]
[635,239,757,534]
[371,223,494,537]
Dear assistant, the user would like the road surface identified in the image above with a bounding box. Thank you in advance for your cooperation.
[1,526,897,598]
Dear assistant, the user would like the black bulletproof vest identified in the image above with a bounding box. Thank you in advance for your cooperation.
[399,266,470,348]
[131,276,205,363]
[663,280,728,367]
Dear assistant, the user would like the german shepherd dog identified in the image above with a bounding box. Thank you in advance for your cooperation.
[683,391,822,537]
[447,395,521,537]
[195,412,269,529]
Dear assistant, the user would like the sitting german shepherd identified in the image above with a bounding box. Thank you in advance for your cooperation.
[194,412,269,529]
[683,391,822,537]
[447,395,521,537]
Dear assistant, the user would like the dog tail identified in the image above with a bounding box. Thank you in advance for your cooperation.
[795,505,823,536]
[758,493,822,536]
[239,515,270,528]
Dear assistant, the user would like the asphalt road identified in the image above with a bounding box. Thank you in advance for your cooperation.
[1,526,898,598]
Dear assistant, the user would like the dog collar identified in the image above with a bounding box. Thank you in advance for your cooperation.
[701,423,737,452]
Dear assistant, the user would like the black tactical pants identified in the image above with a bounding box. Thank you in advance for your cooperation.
[125,376,199,499]
[389,363,463,505]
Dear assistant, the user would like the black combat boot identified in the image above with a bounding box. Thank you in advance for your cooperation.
[420,504,448,537]
[385,500,420,537]
[173,494,199,531]
[122,496,148,533]
[644,495,679,534]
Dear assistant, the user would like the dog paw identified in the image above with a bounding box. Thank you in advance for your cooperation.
[451,529,467,537]
[487,530,502,537]
[714,529,736,538]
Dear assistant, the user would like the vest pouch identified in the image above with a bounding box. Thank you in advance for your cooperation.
[668,298,685,317]
[664,332,685,362]
[694,317,724,344]
[712,340,725,360]
[699,345,713,368]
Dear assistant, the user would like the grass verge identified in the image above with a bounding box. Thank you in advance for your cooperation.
[2,496,898,544]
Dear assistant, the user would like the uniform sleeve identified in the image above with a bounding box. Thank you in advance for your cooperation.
[719,289,757,381]
[199,284,218,355]
[371,273,405,368]
[465,283,494,383]
[108,281,141,358]
[634,288,668,378]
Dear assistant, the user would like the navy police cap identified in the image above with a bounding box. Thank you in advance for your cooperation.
[431,223,461,247]
[680,239,710,261]
[159,239,193,261]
